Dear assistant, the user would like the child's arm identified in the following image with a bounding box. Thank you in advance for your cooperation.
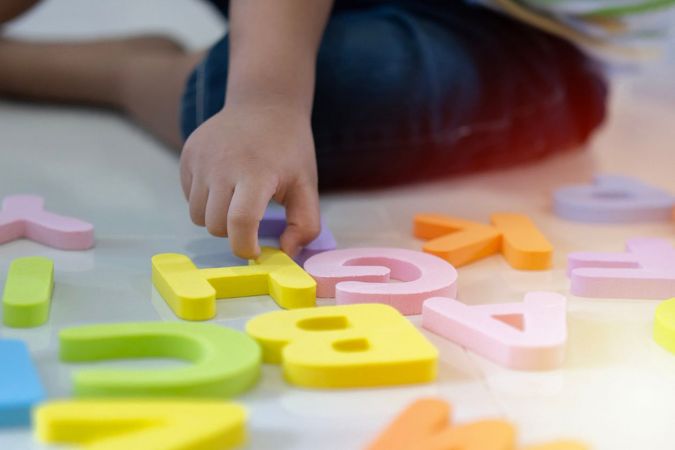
[180,0,333,259]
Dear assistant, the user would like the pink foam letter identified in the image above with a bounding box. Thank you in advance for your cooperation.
[303,247,458,315]
[0,195,94,250]
[568,238,675,299]
[422,292,567,370]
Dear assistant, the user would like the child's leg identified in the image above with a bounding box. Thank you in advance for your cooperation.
[313,1,608,188]
[182,0,607,189]
[0,36,201,148]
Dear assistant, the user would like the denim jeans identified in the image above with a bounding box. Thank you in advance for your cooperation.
[181,0,607,189]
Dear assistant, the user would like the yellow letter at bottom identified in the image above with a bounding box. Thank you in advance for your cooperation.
[35,400,246,450]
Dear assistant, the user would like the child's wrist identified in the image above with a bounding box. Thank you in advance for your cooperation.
[225,59,316,116]
[224,87,313,118]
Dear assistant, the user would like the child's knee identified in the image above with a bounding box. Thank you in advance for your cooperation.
[315,7,480,135]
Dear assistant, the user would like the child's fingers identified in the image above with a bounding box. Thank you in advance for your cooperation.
[188,181,209,226]
[280,182,321,257]
[227,181,276,259]
[205,186,234,237]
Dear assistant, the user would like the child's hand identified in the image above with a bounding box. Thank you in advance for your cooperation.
[180,0,333,259]
[180,103,321,259]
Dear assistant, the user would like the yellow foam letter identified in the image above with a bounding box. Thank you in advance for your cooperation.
[35,400,246,450]
[246,303,438,388]
[152,247,316,320]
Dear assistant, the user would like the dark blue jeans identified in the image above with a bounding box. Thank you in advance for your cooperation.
[181,0,607,190]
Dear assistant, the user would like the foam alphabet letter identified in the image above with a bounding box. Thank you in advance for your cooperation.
[259,209,337,265]
[35,400,246,450]
[422,292,567,370]
[3,256,54,328]
[0,340,45,427]
[653,298,675,354]
[553,175,673,223]
[491,214,554,270]
[568,238,675,299]
[366,398,588,450]
[152,247,316,320]
[365,398,516,450]
[413,213,552,270]
[0,195,94,250]
[413,214,502,267]
[246,303,438,388]
[59,322,261,397]
[303,247,457,315]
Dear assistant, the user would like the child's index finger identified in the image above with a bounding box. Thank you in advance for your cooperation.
[280,182,321,257]
[227,181,277,259]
